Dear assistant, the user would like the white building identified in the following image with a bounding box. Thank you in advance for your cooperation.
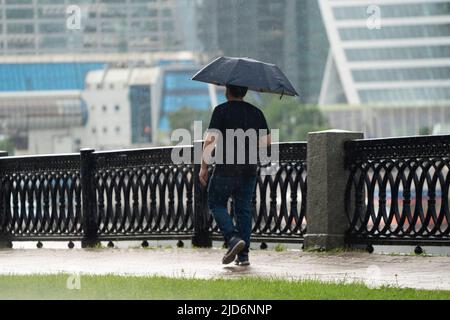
[318,0,450,106]
[82,63,224,150]
[82,67,158,150]
[0,91,86,155]
[0,52,202,154]
[320,103,450,138]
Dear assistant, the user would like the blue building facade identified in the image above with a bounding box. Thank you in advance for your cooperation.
[130,85,152,144]
[158,68,226,131]
[0,62,106,92]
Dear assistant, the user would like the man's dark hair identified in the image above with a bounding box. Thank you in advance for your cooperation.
[226,85,248,98]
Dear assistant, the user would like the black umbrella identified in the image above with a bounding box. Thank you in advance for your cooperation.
[191,56,299,97]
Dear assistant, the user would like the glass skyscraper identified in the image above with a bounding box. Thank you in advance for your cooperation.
[0,0,190,55]
[196,0,329,104]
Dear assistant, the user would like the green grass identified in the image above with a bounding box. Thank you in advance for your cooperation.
[274,244,286,252]
[0,275,449,300]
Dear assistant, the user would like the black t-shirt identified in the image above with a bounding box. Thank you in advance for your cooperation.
[207,100,269,176]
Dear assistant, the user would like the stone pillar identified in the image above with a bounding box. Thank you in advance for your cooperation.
[304,130,363,250]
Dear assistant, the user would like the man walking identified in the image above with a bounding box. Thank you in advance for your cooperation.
[199,84,271,266]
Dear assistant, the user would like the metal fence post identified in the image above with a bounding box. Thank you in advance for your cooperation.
[0,151,11,249]
[192,141,212,248]
[80,148,99,248]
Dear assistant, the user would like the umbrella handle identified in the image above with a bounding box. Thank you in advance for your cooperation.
[280,88,285,100]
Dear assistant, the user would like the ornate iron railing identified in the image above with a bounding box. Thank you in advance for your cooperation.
[207,142,307,242]
[345,135,450,245]
[6,133,450,249]
[93,147,194,240]
[0,153,83,241]
[0,142,307,247]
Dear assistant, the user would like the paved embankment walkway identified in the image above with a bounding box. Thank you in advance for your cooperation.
[0,248,449,291]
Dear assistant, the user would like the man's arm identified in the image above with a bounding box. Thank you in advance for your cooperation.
[199,131,217,187]
[259,111,271,147]
[259,133,272,147]
[199,106,222,187]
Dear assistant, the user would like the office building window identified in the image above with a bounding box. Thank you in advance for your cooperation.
[333,3,450,20]
[339,25,450,41]
[7,23,34,34]
[6,8,34,19]
[6,0,33,4]
[359,87,450,104]
[353,67,450,83]
[346,46,450,61]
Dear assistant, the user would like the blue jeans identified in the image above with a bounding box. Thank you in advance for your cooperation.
[207,175,257,254]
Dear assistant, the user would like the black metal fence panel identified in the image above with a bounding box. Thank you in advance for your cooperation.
[0,154,83,240]
[94,147,194,239]
[207,142,307,241]
[0,142,307,244]
[345,135,450,245]
[4,134,450,247]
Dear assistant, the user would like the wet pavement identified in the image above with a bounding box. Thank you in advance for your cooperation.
[0,247,449,291]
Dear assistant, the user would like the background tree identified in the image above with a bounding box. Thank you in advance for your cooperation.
[168,106,212,133]
[0,138,14,155]
[258,96,329,142]
[167,97,329,143]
